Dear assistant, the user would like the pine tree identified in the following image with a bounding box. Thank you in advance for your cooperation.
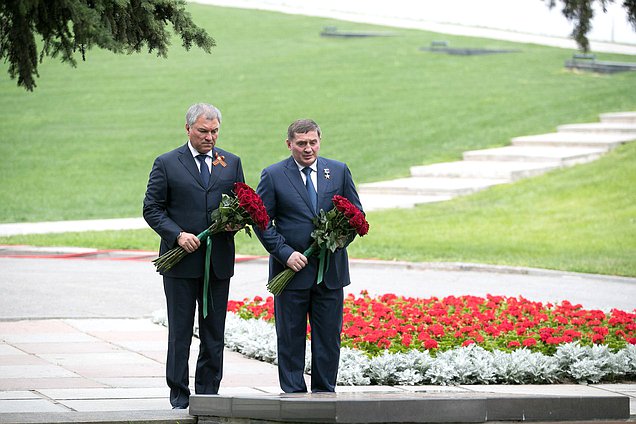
[546,0,636,52]
[0,0,215,91]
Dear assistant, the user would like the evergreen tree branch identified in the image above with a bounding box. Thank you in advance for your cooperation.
[0,0,215,91]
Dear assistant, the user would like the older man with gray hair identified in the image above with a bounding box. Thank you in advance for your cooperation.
[143,103,245,409]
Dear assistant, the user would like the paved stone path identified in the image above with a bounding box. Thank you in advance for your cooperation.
[0,248,635,422]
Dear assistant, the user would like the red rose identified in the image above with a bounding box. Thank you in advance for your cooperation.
[348,212,369,236]
[234,182,270,230]
[332,195,351,213]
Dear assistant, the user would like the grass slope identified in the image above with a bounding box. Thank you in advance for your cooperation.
[3,143,635,276]
[0,4,635,275]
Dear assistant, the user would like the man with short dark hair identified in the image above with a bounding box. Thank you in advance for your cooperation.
[255,119,363,392]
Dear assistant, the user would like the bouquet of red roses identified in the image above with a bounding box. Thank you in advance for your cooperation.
[266,195,369,296]
[153,182,269,317]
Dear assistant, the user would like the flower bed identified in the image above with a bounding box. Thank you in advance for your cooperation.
[225,292,636,385]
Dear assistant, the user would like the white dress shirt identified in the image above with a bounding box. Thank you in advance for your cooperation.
[294,160,318,190]
[188,141,212,173]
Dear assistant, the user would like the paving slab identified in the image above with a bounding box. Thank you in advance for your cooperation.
[0,378,107,391]
[0,392,40,401]
[461,384,625,397]
[91,377,166,388]
[0,346,21,356]
[37,387,167,400]
[0,365,79,379]
[0,410,194,424]
[12,342,124,355]
[62,398,171,412]
[0,399,69,414]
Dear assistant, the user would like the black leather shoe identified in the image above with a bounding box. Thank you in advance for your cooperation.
[172,405,188,409]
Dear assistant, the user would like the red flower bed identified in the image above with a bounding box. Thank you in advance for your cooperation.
[227,292,636,356]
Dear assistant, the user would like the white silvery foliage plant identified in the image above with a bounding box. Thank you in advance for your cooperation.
[152,311,636,385]
[616,344,636,379]
[304,340,312,374]
[425,344,497,385]
[367,351,412,385]
[491,348,560,384]
[554,342,631,383]
[400,350,434,383]
[337,347,371,385]
[152,309,167,326]
[366,350,433,385]
[224,314,278,363]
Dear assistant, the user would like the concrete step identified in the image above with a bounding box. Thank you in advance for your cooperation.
[600,111,636,124]
[190,389,631,424]
[359,176,507,196]
[463,145,606,165]
[359,192,453,211]
[511,131,636,149]
[410,160,561,181]
[557,122,636,134]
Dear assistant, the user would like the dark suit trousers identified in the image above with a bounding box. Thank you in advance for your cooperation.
[163,275,230,407]
[274,283,344,393]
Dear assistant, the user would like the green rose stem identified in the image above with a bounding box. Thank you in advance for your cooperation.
[266,202,364,296]
[266,243,318,296]
[152,210,227,319]
[152,183,270,318]
[265,242,333,296]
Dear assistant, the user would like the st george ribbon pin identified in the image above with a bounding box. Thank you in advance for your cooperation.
[213,152,227,167]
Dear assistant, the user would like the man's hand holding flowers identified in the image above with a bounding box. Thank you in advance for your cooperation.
[153,182,269,316]
[266,195,369,295]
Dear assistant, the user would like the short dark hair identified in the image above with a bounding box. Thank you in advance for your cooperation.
[287,119,321,141]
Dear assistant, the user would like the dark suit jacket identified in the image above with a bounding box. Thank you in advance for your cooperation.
[255,156,363,290]
[143,143,245,279]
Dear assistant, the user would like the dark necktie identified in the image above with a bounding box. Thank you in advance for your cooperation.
[302,167,317,212]
[196,154,210,186]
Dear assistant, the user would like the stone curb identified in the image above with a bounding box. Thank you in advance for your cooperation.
[2,244,635,285]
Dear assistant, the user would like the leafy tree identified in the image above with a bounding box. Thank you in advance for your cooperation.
[0,0,215,91]
[547,0,636,52]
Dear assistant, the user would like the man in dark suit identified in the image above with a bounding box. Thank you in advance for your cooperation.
[255,119,363,393]
[143,103,244,409]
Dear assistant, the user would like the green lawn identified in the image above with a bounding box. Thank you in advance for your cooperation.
[1,4,635,276]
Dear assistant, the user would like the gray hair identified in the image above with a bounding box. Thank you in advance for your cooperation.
[186,103,222,127]
[287,119,321,140]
